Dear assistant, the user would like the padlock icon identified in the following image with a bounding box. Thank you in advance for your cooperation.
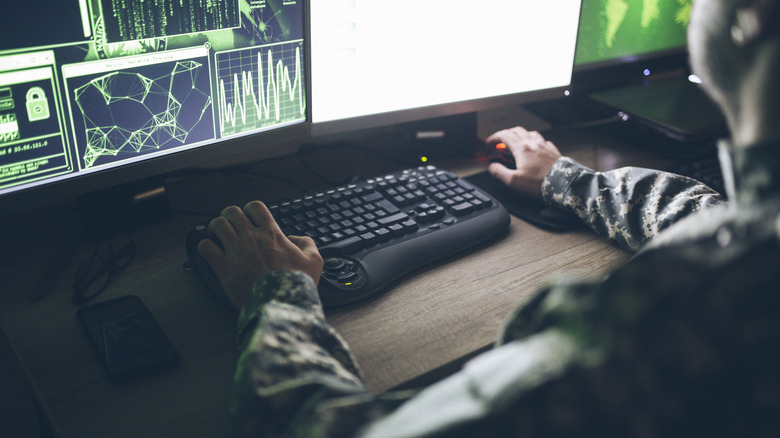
[26,87,50,122]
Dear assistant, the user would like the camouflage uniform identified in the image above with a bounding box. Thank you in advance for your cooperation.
[227,141,780,437]
[542,156,724,251]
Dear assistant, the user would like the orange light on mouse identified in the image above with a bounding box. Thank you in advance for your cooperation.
[495,143,507,150]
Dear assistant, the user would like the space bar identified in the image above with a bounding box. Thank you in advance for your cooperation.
[320,236,364,254]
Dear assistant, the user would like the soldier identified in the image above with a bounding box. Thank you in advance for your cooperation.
[197,0,780,435]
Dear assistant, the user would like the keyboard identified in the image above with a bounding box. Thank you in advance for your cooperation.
[667,154,726,197]
[186,165,510,308]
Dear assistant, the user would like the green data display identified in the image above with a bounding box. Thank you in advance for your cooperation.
[575,0,692,66]
[0,0,305,194]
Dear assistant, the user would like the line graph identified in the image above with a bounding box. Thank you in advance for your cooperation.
[216,41,306,137]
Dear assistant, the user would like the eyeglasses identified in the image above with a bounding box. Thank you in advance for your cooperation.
[72,231,136,305]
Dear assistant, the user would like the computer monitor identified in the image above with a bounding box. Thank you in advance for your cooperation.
[308,0,583,137]
[575,0,690,68]
[0,0,308,216]
[570,0,725,143]
[573,0,692,87]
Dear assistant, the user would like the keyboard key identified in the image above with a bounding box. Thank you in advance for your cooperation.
[401,219,419,231]
[378,212,409,226]
[391,195,407,206]
[360,232,378,245]
[321,236,364,254]
[376,199,399,214]
[389,224,404,236]
[450,202,474,216]
[374,227,391,241]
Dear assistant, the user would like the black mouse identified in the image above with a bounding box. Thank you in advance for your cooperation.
[185,224,235,310]
[487,143,516,169]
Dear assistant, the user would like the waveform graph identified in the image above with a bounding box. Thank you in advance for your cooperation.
[216,40,306,138]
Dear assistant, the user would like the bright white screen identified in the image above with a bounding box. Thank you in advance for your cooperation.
[311,0,582,124]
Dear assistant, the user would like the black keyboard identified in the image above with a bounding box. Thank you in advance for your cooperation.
[667,154,726,197]
[186,165,510,308]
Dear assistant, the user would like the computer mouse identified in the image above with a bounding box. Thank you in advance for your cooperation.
[185,224,235,311]
[487,143,516,169]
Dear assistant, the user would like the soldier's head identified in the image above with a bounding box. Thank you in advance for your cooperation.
[689,0,780,146]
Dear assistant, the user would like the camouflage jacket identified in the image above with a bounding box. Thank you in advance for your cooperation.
[541,156,724,251]
[227,142,780,436]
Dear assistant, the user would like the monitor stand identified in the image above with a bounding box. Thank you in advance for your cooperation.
[77,177,171,239]
[352,112,479,164]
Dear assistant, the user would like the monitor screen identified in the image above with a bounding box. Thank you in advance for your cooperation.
[0,0,307,214]
[309,0,582,136]
[574,0,691,69]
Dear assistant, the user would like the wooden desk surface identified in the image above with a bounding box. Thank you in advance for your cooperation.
[0,132,651,438]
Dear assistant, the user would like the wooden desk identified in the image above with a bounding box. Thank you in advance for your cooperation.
[0,133,644,438]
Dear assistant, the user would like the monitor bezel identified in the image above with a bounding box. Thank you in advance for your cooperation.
[574,45,688,73]
[310,84,574,139]
[571,47,690,93]
[0,122,310,216]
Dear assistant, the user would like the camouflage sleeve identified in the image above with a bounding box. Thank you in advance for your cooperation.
[541,157,724,252]
[227,271,410,438]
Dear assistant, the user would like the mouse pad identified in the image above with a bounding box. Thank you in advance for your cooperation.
[465,171,581,231]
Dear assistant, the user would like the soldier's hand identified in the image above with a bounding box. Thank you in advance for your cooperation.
[197,201,324,310]
[486,126,562,199]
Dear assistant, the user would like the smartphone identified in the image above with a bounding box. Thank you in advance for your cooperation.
[76,295,180,383]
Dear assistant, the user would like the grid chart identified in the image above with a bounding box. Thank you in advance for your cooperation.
[216,40,305,138]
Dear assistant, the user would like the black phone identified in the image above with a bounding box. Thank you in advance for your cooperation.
[76,295,180,383]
